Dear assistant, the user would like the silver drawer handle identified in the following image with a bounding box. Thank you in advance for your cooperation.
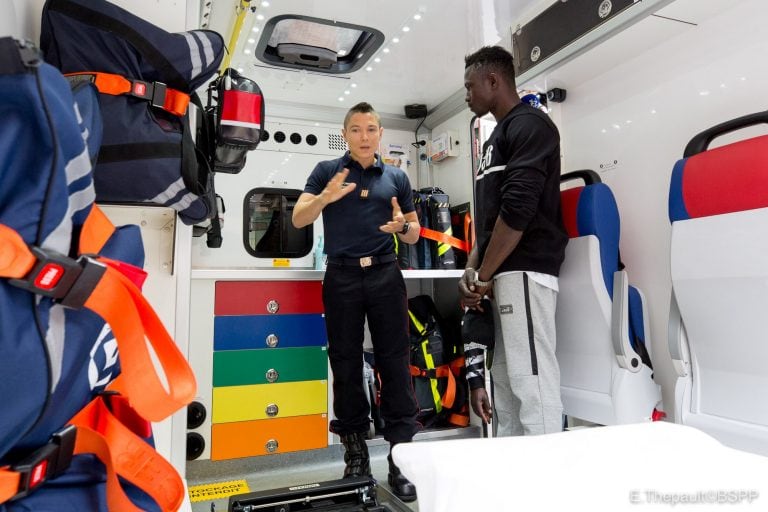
[266,334,279,348]
[265,439,278,453]
[265,403,279,417]
[266,299,279,314]
[266,368,279,383]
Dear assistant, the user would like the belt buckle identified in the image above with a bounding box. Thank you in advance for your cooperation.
[8,246,107,309]
[10,425,77,501]
[359,256,373,267]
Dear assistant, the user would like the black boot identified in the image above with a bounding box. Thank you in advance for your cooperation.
[388,453,417,502]
[340,432,371,478]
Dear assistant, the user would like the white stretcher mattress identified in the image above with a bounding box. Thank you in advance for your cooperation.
[392,422,767,511]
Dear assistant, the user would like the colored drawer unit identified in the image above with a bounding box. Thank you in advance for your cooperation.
[212,380,328,423]
[214,314,328,350]
[211,414,328,460]
[215,281,324,315]
[212,280,328,460]
[213,346,327,387]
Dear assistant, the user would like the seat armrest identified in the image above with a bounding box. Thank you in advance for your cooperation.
[611,270,641,372]
[667,291,690,377]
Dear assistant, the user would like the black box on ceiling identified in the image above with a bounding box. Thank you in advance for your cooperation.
[405,104,428,119]
[512,0,634,77]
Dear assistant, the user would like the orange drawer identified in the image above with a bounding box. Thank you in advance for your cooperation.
[211,414,328,460]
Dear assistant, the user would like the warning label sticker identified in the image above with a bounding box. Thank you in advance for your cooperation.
[188,479,250,502]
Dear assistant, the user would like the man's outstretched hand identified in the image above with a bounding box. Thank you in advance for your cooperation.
[379,196,406,233]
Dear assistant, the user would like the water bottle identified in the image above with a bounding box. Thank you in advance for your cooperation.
[314,235,326,270]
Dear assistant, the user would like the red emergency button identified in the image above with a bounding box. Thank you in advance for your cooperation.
[33,263,65,290]
[28,460,48,489]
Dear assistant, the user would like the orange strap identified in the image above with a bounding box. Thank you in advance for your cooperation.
[0,222,196,421]
[64,71,190,117]
[419,227,469,253]
[89,263,196,421]
[80,206,196,419]
[70,396,185,511]
[0,224,36,279]
[0,471,20,504]
[463,212,475,254]
[0,395,185,509]
[409,364,457,409]
[0,222,195,507]
[79,205,115,255]
[447,404,471,427]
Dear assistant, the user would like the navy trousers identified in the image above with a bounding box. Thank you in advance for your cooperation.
[323,261,418,443]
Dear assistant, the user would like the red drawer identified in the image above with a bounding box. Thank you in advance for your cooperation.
[215,281,324,315]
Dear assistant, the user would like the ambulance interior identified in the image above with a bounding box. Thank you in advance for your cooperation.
[4,0,768,510]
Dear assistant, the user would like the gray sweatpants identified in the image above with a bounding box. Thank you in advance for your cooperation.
[491,272,563,436]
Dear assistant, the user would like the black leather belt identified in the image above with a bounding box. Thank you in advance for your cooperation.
[327,253,397,268]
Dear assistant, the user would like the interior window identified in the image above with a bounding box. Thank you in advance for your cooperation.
[244,188,312,258]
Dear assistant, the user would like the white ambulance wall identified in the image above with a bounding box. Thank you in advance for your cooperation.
[2,0,19,38]
[7,0,41,40]
[429,109,476,208]
[192,117,418,269]
[536,0,768,418]
[10,0,196,45]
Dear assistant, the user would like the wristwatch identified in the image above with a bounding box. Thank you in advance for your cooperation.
[473,270,493,287]
[399,221,410,235]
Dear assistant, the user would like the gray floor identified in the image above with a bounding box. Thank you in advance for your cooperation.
[187,442,418,511]
[187,427,481,511]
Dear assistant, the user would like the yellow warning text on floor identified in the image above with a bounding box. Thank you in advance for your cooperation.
[188,479,250,502]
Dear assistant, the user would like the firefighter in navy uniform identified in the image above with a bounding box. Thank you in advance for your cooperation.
[292,102,420,502]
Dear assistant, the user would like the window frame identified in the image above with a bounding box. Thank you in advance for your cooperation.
[242,187,313,259]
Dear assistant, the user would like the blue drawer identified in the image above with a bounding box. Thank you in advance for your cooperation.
[214,314,328,350]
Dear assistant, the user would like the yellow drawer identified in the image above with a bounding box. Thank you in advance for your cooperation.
[211,414,328,460]
[212,380,327,423]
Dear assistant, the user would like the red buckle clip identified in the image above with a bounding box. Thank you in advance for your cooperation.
[8,246,106,308]
[9,425,77,501]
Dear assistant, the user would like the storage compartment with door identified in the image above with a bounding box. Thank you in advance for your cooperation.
[211,280,328,460]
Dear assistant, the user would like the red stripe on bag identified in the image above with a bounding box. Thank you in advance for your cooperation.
[221,89,262,125]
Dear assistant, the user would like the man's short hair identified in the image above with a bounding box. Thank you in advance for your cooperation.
[344,102,381,129]
[464,46,517,87]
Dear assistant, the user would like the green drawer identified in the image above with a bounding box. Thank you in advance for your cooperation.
[213,346,328,387]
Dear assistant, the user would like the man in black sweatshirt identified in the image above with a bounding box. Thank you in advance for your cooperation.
[459,46,567,436]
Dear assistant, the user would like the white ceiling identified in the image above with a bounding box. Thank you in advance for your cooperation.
[205,0,545,119]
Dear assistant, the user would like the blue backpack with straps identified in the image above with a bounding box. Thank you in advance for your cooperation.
[0,38,195,511]
[40,0,225,225]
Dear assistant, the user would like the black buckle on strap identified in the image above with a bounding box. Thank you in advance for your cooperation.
[8,246,106,309]
[0,38,41,75]
[9,425,77,501]
[150,81,167,110]
[129,79,167,110]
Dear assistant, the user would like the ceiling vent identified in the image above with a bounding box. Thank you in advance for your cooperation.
[256,15,384,74]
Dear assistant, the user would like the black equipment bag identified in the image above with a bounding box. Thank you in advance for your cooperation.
[422,187,457,269]
[40,0,225,225]
[450,202,473,269]
[407,296,469,428]
[413,191,432,269]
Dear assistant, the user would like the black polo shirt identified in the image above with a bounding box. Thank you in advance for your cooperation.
[303,152,415,258]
